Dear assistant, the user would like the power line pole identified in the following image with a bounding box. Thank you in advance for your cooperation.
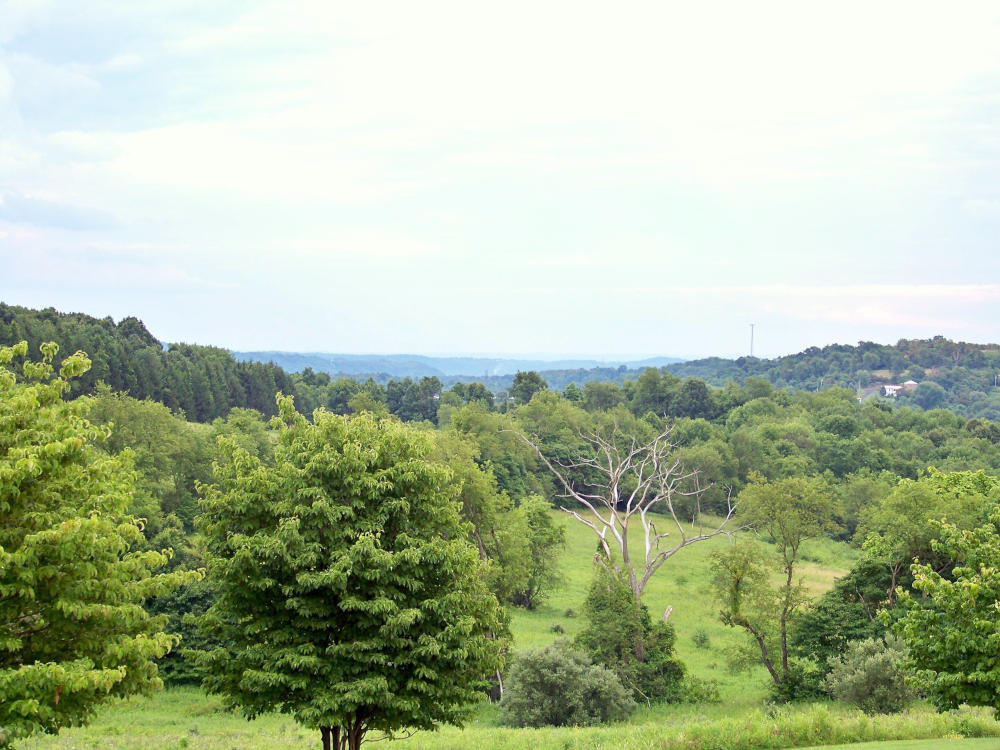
[749,323,755,358]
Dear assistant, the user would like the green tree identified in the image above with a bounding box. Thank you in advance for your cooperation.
[509,370,547,405]
[582,381,623,412]
[196,397,508,750]
[891,501,1000,713]
[0,342,196,747]
[712,476,838,700]
[509,495,566,609]
[575,565,686,704]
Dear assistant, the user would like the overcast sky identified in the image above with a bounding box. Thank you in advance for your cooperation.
[2,1,1000,359]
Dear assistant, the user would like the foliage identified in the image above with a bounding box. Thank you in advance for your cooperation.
[891,500,1000,713]
[195,398,508,750]
[713,472,839,702]
[509,371,548,405]
[509,495,566,608]
[0,304,297,420]
[823,636,914,714]
[790,556,888,671]
[0,341,197,747]
[430,429,531,603]
[498,641,635,727]
[575,565,687,703]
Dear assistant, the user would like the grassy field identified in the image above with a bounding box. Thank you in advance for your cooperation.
[25,512,1000,750]
[507,510,858,703]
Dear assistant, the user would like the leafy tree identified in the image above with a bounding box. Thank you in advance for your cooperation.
[196,397,508,750]
[858,470,995,607]
[790,556,889,671]
[509,495,566,609]
[509,370,548,405]
[562,382,583,403]
[575,565,686,704]
[430,429,530,603]
[499,641,634,727]
[582,381,624,412]
[0,342,196,747]
[712,476,838,700]
[891,500,1000,713]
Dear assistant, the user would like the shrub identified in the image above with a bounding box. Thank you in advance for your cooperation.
[576,565,686,703]
[769,657,825,703]
[499,642,635,727]
[682,675,722,703]
[691,628,711,649]
[824,636,914,714]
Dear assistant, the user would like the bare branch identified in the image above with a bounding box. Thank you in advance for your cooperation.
[509,425,737,605]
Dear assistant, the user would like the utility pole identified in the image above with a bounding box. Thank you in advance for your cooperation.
[750,323,755,358]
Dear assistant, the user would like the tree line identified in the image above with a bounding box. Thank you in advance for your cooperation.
[5,304,1000,422]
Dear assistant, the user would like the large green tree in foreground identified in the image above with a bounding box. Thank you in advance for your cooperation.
[892,493,1000,713]
[196,397,508,750]
[0,342,196,747]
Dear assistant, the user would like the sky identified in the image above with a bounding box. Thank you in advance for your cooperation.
[2,1,1000,360]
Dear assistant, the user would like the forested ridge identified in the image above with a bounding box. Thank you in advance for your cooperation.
[5,303,1000,423]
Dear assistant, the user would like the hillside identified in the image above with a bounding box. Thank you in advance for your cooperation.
[662,338,1000,419]
[4,302,1000,421]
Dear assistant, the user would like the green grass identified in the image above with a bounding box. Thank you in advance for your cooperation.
[812,742,1000,750]
[24,692,1000,750]
[509,511,858,703]
[45,511,987,750]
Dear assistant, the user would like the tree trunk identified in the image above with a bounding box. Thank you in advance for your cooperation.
[734,613,781,686]
[347,724,365,750]
[321,727,332,750]
[780,562,794,673]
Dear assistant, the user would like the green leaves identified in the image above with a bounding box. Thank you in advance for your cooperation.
[195,401,508,747]
[892,503,1000,712]
[0,341,198,746]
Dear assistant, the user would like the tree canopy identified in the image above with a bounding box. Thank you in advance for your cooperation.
[0,342,196,747]
[891,482,1000,713]
[195,396,508,750]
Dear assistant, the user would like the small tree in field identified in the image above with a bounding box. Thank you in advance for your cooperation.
[0,342,196,747]
[196,396,508,750]
[711,476,838,701]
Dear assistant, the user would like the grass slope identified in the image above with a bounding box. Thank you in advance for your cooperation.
[510,510,858,704]
[25,512,1000,750]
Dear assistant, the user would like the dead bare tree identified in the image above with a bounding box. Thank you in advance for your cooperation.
[515,425,737,614]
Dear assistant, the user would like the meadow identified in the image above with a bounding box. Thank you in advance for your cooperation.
[23,513,1000,750]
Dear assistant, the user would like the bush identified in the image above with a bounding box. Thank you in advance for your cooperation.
[768,657,825,703]
[499,641,635,727]
[682,675,722,703]
[576,565,686,703]
[824,636,914,714]
[691,628,711,649]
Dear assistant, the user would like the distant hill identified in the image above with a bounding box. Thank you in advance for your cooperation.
[232,351,683,379]
[5,302,1000,421]
[661,337,1000,420]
